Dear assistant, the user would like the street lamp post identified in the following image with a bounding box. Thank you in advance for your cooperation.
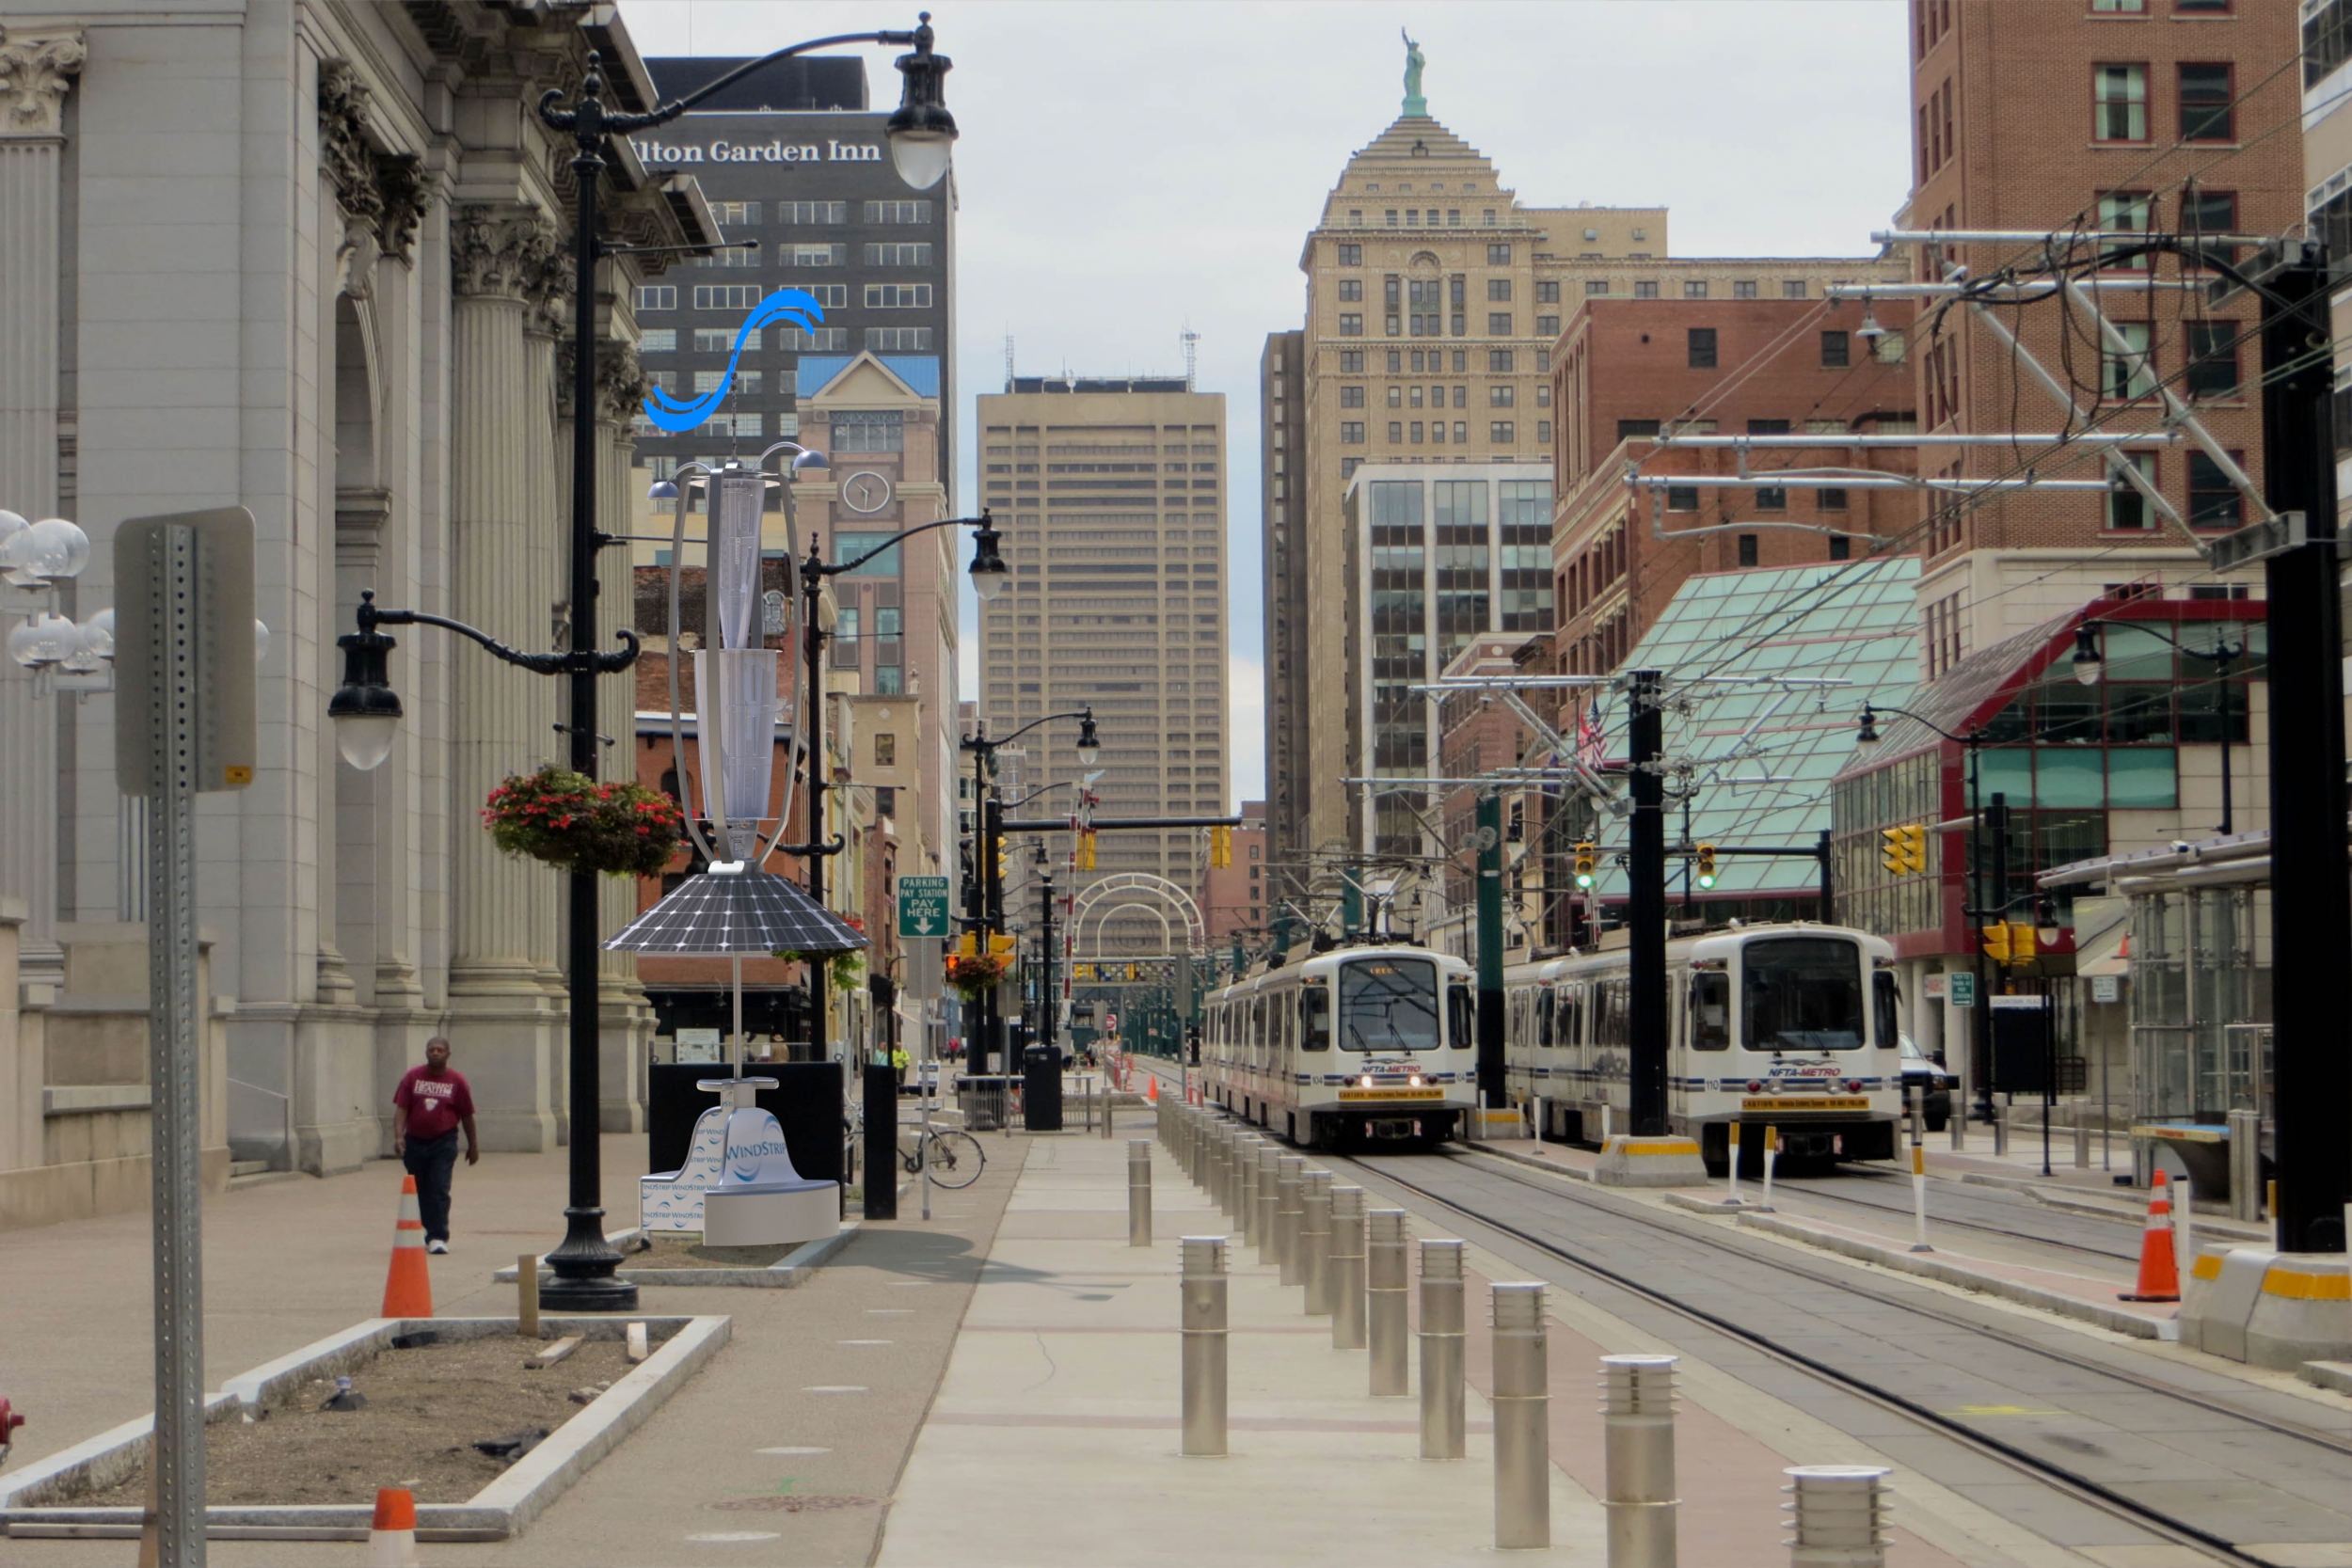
[961,708,1101,1074]
[319,16,957,1311]
[2071,620,2245,836]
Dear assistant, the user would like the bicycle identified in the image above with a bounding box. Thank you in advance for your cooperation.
[903,1124,986,1189]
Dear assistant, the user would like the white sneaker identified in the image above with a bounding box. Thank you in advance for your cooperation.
[426,1239,449,1255]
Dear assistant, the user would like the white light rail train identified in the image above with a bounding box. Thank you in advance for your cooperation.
[1205,925,1903,1168]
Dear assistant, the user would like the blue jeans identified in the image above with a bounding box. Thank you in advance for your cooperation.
[401,1130,459,1243]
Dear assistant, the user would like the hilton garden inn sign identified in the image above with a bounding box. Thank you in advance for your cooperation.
[631,138,882,165]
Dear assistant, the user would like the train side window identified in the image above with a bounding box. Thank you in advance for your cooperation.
[1691,973,1730,1051]
[1872,972,1900,1053]
[1300,986,1330,1052]
[1448,979,1475,1050]
[1536,990,1555,1047]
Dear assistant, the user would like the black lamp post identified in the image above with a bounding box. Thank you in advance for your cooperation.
[318,16,958,1312]
[2071,619,2246,835]
[961,708,1100,1075]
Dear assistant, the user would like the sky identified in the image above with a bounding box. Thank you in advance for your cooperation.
[616,0,1917,810]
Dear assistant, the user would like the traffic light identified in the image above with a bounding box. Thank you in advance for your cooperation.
[1900,823,1927,874]
[989,933,1016,958]
[1882,827,1907,876]
[1573,841,1597,890]
[1980,923,2011,963]
[2009,920,2036,961]
[1077,828,1097,870]
[1210,825,1232,867]
[1694,843,1718,890]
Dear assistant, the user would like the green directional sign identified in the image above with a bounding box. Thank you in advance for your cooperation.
[896,876,951,939]
[1947,971,1977,1009]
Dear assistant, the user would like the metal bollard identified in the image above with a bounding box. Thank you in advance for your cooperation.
[1419,1239,1466,1460]
[1237,1137,1261,1247]
[1368,1210,1410,1395]
[1329,1186,1368,1350]
[1491,1282,1550,1550]
[1783,1465,1890,1568]
[1212,1124,1232,1216]
[1906,1085,1923,1148]
[1254,1147,1280,1264]
[2073,1107,2090,1170]
[1948,1104,1965,1151]
[1128,1139,1153,1248]
[1300,1170,1335,1315]
[1992,1104,2009,1157]
[1600,1354,1678,1568]
[1276,1156,1306,1283]
[1180,1237,1229,1457]
[2228,1107,2261,1223]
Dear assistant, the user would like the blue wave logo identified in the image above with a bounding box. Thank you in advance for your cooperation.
[642,288,827,434]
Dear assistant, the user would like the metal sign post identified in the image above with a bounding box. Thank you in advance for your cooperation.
[114,508,259,1567]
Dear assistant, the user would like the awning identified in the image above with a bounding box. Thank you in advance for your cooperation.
[2071,894,2130,977]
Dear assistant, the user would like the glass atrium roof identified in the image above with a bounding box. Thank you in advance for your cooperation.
[1582,558,1917,898]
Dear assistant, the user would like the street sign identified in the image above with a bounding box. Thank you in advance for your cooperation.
[897,876,951,938]
[1948,971,1978,1008]
[2090,974,2121,1005]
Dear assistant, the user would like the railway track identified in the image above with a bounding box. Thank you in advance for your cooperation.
[1770,1164,2149,1263]
[1328,1145,2352,1566]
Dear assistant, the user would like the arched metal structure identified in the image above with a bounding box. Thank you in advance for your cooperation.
[1069,872,1206,958]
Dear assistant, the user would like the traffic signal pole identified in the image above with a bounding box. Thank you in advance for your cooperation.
[1627,671,1668,1137]
[1474,792,1506,1111]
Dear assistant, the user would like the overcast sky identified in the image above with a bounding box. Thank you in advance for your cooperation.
[617,0,1915,809]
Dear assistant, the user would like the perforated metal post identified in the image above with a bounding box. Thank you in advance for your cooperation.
[1419,1239,1466,1460]
[1237,1136,1260,1247]
[1301,1169,1335,1315]
[1219,1125,1241,1219]
[1329,1186,1368,1349]
[1491,1283,1550,1549]
[1276,1156,1306,1283]
[1601,1354,1679,1568]
[1992,1104,2009,1157]
[2073,1107,2090,1170]
[1368,1210,1410,1394]
[1181,1236,1229,1457]
[1784,1465,1890,1567]
[1128,1139,1152,1247]
[1254,1146,1279,1264]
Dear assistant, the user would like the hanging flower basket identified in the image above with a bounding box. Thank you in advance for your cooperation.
[776,949,866,993]
[482,766,686,879]
[945,951,1011,1001]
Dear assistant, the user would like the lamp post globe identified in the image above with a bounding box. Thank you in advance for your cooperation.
[883,14,957,190]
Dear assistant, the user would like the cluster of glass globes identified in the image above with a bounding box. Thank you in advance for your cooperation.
[0,510,111,673]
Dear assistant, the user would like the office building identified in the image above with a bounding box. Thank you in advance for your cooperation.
[977,376,1229,954]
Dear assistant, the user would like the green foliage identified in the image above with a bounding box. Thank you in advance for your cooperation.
[482,766,686,879]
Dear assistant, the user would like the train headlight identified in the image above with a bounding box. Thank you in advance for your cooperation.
[1359,1074,1375,1089]
[1408,1074,1423,1087]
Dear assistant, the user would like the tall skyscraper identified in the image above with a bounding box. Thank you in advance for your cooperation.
[1263,49,1894,918]
[977,376,1229,954]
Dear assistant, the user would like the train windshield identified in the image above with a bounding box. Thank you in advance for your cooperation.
[1740,937,1865,1052]
[1339,958,1442,1052]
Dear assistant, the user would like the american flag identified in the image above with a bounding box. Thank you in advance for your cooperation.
[1576,704,1607,773]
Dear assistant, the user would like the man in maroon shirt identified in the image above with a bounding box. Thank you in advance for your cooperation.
[392,1037,478,1253]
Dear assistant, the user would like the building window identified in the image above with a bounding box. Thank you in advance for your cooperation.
[1339,243,1363,265]
[2182,189,2238,268]
[692,242,758,268]
[865,283,933,309]
[2106,451,2154,530]
[1617,419,1661,440]
[1586,281,1610,297]
[2090,0,2147,10]
[2098,191,2153,268]
[781,200,848,224]
[790,243,848,266]
[1633,280,1660,299]
[1756,488,1787,512]
[695,326,755,353]
[2185,322,2241,398]
[777,326,849,351]
[637,284,676,310]
[1680,280,1707,300]
[1488,349,1515,372]
[1666,485,1698,512]
[1340,350,1365,372]
[1785,280,1808,298]
[2102,322,2154,399]
[640,328,675,353]
[1389,386,1403,406]
[1339,278,1363,301]
[1537,420,1551,443]
[1341,385,1365,407]
[691,284,759,310]
[699,413,760,438]
[2179,63,2233,141]
[1342,457,1362,479]
[1687,328,1717,369]
[1488,244,1512,263]
[1388,421,1404,442]
[1385,210,1400,227]
[833,411,905,454]
[1490,420,1516,442]
[1409,420,1424,443]
[1820,487,1850,512]
[1820,330,1851,368]
[1737,533,1759,566]
[2187,451,2243,527]
[1340,313,1364,336]
[2093,63,2148,141]
[875,734,897,767]
[864,242,934,266]
[865,200,932,223]
[1489,385,1516,407]
[866,326,934,351]
[1535,314,1560,337]
[1733,280,1759,299]
[1487,278,1512,302]
[1342,421,1366,444]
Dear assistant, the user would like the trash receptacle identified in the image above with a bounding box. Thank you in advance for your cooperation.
[1023,1045,1064,1132]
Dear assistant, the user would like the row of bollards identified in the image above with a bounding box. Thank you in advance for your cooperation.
[1150,1098,1893,1566]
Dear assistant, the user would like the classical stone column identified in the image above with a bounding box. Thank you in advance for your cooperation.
[0,27,85,988]
[445,205,564,1151]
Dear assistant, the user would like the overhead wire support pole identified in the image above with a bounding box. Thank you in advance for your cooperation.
[1626,671,1668,1137]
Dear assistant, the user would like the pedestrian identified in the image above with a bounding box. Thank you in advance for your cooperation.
[391,1036,478,1254]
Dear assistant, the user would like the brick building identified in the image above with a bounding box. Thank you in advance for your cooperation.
[1549,297,1920,685]
[1900,0,2301,662]
[1428,636,1553,961]
[1197,800,1268,942]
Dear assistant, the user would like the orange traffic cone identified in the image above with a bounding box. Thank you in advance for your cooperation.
[1145,1075,1158,1103]
[2120,1168,2182,1302]
[368,1486,421,1566]
[381,1176,435,1320]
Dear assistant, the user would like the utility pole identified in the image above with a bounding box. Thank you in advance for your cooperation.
[1038,864,1056,1064]
[1474,792,1505,1111]
[982,793,1005,1074]
[2256,245,2350,1255]
[1626,670,1667,1136]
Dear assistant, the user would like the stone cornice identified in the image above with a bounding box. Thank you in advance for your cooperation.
[319,58,436,271]
[0,25,84,138]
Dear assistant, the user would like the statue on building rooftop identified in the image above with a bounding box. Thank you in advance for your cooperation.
[1402,28,1427,117]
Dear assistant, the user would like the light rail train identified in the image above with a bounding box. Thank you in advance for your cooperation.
[1205,924,1902,1167]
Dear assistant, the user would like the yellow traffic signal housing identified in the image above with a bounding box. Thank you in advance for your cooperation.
[1210,825,1232,867]
[1077,829,1097,870]
[1882,826,1907,876]
[1573,841,1597,890]
[1900,823,1928,874]
[2009,921,2037,961]
[1694,843,1718,890]
[956,932,977,958]
[989,933,1016,958]
[1980,923,2012,963]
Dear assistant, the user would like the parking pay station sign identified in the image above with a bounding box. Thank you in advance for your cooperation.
[897,876,951,938]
